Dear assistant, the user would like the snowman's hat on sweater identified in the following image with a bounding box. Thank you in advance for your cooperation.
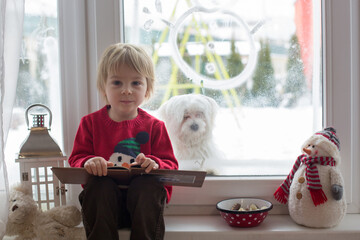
[301,127,341,163]
[114,132,149,158]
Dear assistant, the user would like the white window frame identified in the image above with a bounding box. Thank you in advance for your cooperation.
[58,0,360,214]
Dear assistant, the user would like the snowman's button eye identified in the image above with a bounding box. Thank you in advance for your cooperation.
[117,156,122,162]
[308,144,311,147]
[312,145,315,148]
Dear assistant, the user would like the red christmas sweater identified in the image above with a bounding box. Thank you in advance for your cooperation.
[68,105,178,203]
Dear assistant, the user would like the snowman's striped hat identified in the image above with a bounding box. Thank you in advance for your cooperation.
[315,127,340,151]
[113,132,149,158]
[302,127,341,163]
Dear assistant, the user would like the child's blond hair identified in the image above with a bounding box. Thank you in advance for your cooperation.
[97,43,155,101]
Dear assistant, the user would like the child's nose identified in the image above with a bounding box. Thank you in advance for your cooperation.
[121,86,132,94]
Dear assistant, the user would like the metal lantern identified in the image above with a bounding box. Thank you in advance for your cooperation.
[15,104,67,210]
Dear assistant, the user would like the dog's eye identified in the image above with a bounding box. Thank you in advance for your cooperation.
[195,112,204,118]
[184,115,190,120]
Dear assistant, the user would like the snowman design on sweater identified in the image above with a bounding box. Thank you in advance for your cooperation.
[108,131,149,169]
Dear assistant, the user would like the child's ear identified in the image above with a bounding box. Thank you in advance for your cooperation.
[145,90,150,99]
[102,91,109,104]
[144,78,152,99]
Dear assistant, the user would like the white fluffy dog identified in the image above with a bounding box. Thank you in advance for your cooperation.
[158,94,222,173]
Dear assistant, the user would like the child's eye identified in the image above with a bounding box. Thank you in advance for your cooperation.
[113,80,122,85]
[132,81,142,86]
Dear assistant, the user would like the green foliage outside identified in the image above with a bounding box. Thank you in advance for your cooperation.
[250,40,278,107]
[284,34,306,107]
[227,38,244,77]
[226,38,249,103]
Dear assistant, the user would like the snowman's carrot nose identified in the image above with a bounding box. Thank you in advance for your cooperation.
[122,163,130,169]
[303,148,312,155]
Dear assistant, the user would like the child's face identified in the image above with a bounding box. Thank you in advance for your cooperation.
[104,64,148,121]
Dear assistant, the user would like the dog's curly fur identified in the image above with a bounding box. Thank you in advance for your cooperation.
[5,184,85,240]
[158,94,222,173]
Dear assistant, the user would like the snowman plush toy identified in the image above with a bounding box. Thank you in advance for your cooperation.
[274,127,346,228]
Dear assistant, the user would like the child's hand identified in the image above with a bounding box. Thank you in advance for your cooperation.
[84,157,114,176]
[131,153,159,173]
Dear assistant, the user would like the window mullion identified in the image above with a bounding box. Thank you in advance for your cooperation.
[323,0,360,213]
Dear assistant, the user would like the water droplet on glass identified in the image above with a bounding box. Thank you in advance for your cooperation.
[205,63,216,74]
[143,7,151,14]
[143,19,154,31]
[155,0,162,13]
[160,18,174,28]
[207,41,215,52]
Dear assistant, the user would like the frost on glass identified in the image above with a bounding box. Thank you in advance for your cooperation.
[124,0,322,175]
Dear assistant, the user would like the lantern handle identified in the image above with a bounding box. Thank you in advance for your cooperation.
[25,104,52,130]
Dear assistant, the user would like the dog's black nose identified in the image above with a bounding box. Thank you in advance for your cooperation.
[190,123,199,131]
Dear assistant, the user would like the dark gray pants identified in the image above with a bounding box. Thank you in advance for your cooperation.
[79,175,166,240]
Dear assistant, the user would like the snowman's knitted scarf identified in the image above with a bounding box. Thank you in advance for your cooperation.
[274,154,336,206]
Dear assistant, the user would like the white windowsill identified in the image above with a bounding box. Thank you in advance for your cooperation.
[118,214,359,240]
[3,214,359,239]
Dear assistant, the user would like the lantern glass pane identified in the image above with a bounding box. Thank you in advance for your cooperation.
[47,166,53,181]
[32,184,38,201]
[40,184,46,200]
[48,183,54,200]
[41,203,48,211]
[39,167,45,182]
[31,168,37,183]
